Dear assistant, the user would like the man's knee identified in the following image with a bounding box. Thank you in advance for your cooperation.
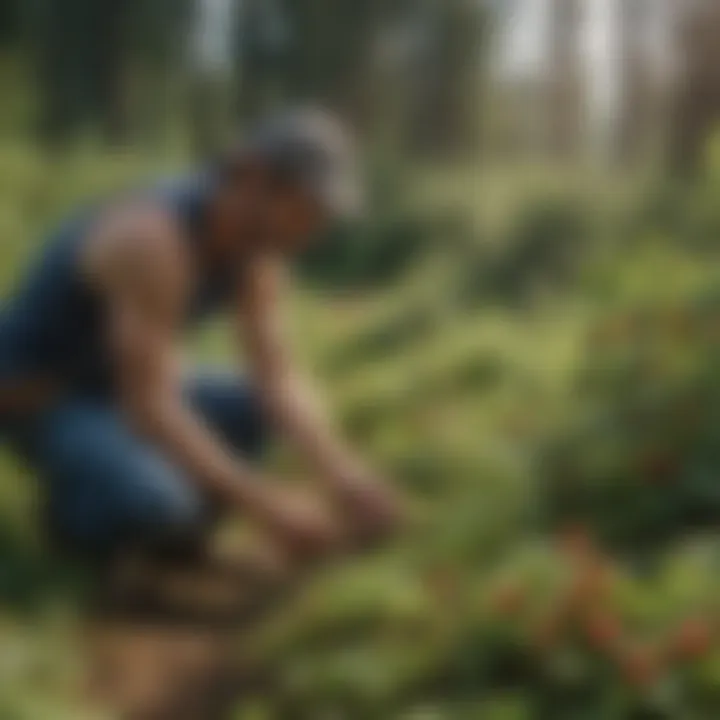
[98,446,209,552]
[130,476,209,560]
[140,470,207,537]
[35,402,207,549]
[186,372,271,459]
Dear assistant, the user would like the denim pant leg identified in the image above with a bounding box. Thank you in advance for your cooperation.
[30,399,206,554]
[0,373,270,554]
[185,371,271,461]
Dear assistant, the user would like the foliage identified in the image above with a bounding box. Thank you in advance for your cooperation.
[541,156,720,557]
[460,192,597,308]
[2,146,720,717]
[299,162,444,290]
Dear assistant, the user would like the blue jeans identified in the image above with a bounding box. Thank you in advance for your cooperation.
[2,372,269,556]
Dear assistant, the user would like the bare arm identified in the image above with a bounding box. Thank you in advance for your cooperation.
[85,204,266,509]
[239,255,403,540]
[84,206,339,555]
[239,255,361,478]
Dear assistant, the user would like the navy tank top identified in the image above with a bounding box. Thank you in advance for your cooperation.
[0,173,233,398]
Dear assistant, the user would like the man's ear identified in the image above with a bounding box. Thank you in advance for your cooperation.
[213,151,266,190]
[229,156,271,187]
[251,160,283,195]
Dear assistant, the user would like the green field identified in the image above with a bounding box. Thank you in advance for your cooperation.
[3,142,720,718]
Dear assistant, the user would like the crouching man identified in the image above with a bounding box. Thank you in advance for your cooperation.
[0,108,404,615]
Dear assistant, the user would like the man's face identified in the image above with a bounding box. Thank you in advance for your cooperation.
[211,169,328,256]
[263,185,328,253]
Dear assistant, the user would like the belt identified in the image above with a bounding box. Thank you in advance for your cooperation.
[0,377,63,416]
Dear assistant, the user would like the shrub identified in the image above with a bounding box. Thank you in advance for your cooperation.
[541,285,720,555]
[461,193,596,308]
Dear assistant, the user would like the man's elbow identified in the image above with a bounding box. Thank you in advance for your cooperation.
[257,383,286,425]
[121,391,171,439]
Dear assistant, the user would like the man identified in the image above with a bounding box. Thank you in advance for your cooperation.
[0,108,402,603]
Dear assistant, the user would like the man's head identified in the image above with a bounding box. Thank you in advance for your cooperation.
[209,107,362,255]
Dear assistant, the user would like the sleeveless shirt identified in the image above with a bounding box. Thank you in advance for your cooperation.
[0,173,234,399]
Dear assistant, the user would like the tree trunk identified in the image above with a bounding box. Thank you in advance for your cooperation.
[669,0,720,176]
[545,0,584,160]
[409,0,487,161]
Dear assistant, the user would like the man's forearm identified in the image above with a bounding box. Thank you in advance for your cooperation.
[263,377,403,543]
[125,392,346,559]
[264,376,367,483]
[127,394,265,509]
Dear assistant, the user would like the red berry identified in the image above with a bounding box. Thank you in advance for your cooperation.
[567,560,614,610]
[556,523,595,560]
[530,611,565,653]
[637,451,679,484]
[618,646,664,689]
[583,609,623,652]
[669,618,714,661]
[488,582,526,617]
[423,566,462,604]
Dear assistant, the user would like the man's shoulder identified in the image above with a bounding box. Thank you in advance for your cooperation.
[91,171,207,228]
[81,192,191,294]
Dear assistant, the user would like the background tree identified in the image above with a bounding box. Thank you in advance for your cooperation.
[545,0,584,161]
[669,0,720,175]
[408,0,488,160]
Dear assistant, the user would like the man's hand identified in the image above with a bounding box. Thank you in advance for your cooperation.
[329,470,406,549]
[239,256,406,552]
[248,484,346,564]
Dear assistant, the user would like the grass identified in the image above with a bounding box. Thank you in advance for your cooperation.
[2,142,720,717]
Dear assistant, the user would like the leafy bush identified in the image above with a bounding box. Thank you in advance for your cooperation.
[299,162,471,290]
[541,283,720,555]
[461,193,597,307]
[5,144,720,717]
[240,535,720,719]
